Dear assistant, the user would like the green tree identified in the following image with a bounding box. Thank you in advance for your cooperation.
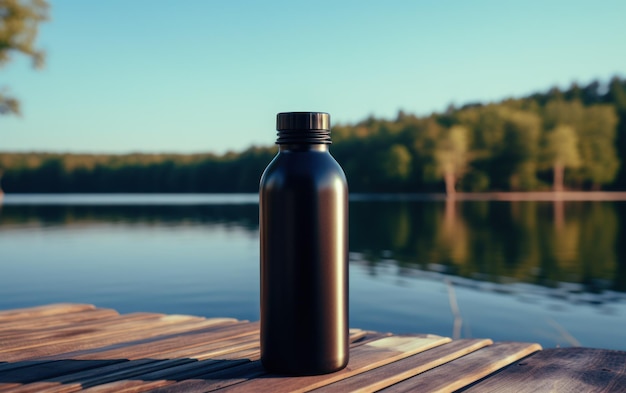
[543,100,619,189]
[543,125,581,191]
[433,125,469,196]
[0,0,49,115]
[406,115,444,191]
[499,108,541,190]
[543,100,584,131]
[606,77,626,189]
[378,144,412,182]
[1,76,625,193]
[456,105,541,190]
[578,105,619,188]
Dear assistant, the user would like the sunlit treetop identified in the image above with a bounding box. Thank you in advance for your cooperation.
[0,0,49,115]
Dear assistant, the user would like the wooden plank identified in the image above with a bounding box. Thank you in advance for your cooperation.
[61,350,262,393]
[464,347,626,393]
[0,317,238,362]
[2,348,262,393]
[143,334,389,393]
[148,334,451,393]
[39,322,366,364]
[0,314,195,353]
[0,312,159,342]
[133,347,260,380]
[140,361,266,393]
[0,304,96,321]
[0,339,256,393]
[36,359,195,393]
[0,313,211,352]
[5,305,589,393]
[317,339,493,393]
[0,336,258,391]
[51,321,258,361]
[0,323,251,386]
[350,332,393,348]
[151,334,259,361]
[380,341,542,392]
[0,360,152,393]
[0,324,392,393]
[1,382,75,393]
[18,360,187,393]
[0,314,168,375]
[62,329,373,393]
[29,327,372,393]
[348,328,366,343]
[0,383,23,392]
[43,331,393,393]
[0,358,127,382]
[0,309,120,334]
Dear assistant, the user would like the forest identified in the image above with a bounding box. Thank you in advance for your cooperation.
[1,76,626,194]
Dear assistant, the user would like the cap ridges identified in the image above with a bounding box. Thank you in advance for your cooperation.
[277,112,330,131]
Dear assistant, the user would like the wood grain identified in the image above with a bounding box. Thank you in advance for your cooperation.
[0,326,260,392]
[0,317,238,362]
[317,339,493,393]
[380,341,542,392]
[1,314,199,352]
[52,321,259,360]
[0,304,96,321]
[2,349,262,393]
[143,361,267,393]
[57,330,376,393]
[463,347,626,393]
[4,303,622,393]
[77,358,263,393]
[209,335,452,393]
[0,308,120,335]
[0,312,166,346]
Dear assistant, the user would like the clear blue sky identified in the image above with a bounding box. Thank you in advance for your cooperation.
[2,0,625,154]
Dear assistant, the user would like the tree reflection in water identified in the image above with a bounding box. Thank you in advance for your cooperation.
[0,196,623,300]
[349,199,622,299]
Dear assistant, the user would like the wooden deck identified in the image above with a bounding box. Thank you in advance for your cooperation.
[0,304,624,392]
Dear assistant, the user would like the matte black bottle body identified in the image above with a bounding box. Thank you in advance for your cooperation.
[260,143,348,375]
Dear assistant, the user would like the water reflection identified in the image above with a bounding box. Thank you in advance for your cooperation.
[2,195,626,349]
[0,204,260,231]
[349,199,623,296]
[1,196,624,297]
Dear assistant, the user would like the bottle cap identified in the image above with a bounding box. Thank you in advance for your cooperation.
[277,112,330,131]
[276,112,331,144]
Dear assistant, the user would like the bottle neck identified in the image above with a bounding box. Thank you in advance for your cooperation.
[279,144,329,152]
[276,128,331,145]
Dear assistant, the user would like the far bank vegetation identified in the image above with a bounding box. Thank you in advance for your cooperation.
[2,77,626,194]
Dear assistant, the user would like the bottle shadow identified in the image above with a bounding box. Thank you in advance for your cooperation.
[0,357,262,389]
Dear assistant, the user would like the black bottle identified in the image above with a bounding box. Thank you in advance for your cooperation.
[259,112,349,375]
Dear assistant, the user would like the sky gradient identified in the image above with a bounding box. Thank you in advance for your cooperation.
[2,0,625,154]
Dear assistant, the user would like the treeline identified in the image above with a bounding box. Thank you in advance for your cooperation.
[331,76,626,193]
[2,76,626,193]
[0,149,276,193]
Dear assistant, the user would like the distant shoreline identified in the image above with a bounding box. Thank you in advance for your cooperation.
[2,191,626,206]
[350,191,626,202]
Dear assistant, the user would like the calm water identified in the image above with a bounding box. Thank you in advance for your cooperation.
[1,194,625,351]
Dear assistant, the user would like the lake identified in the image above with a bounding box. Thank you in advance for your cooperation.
[1,194,625,351]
